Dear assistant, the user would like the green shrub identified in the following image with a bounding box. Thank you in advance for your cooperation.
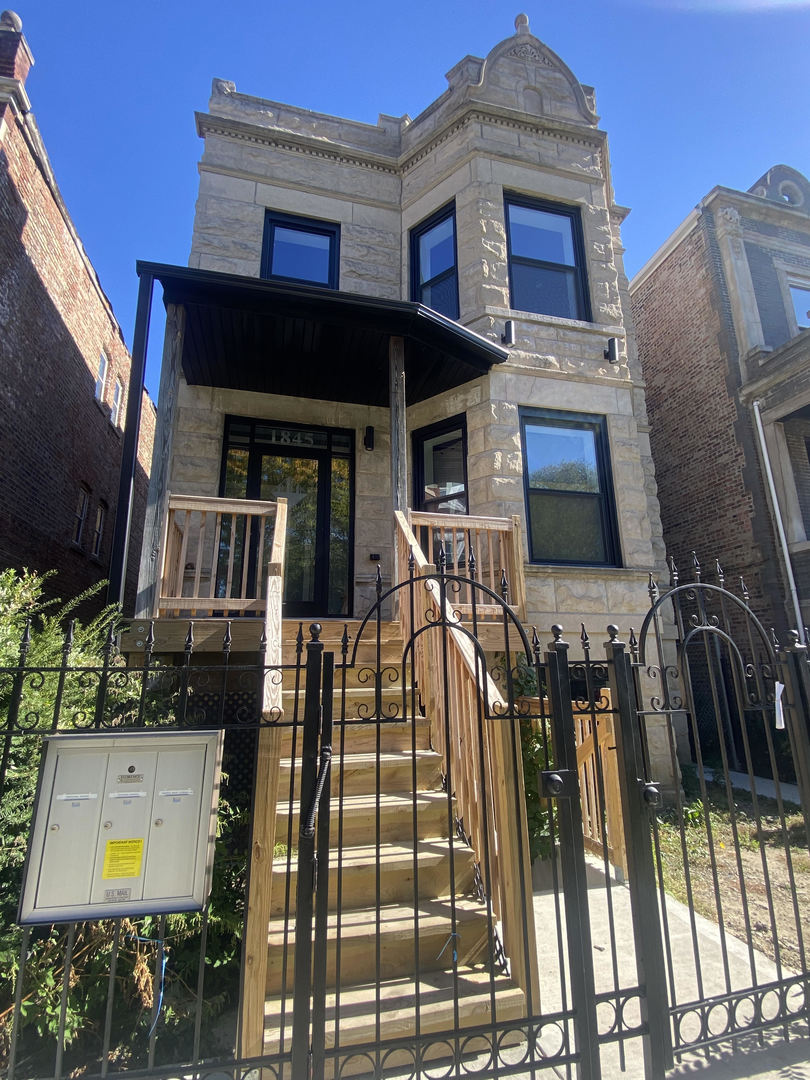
[0,569,244,1072]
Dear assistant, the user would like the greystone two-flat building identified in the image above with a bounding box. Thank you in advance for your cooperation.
[132,13,665,648]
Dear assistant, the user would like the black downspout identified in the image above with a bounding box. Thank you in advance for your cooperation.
[107,269,154,609]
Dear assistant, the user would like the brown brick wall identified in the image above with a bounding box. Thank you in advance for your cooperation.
[0,99,153,616]
[632,218,788,633]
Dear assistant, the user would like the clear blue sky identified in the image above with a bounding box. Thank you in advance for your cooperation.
[18,0,810,397]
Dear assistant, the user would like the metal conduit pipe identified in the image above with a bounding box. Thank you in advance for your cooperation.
[752,399,806,643]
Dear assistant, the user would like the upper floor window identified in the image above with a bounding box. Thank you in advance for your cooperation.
[95,353,108,401]
[789,283,810,332]
[505,195,590,321]
[73,487,90,546]
[261,211,340,288]
[410,204,459,320]
[520,409,618,566]
[111,378,124,428]
[92,502,106,557]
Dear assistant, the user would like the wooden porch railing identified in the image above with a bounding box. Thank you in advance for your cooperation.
[395,511,540,1010]
[240,498,288,1062]
[408,511,526,621]
[156,494,286,617]
[575,703,627,877]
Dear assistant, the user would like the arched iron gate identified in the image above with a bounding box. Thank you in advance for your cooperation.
[2,554,810,1079]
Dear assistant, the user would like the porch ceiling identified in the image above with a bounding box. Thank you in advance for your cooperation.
[138,262,508,407]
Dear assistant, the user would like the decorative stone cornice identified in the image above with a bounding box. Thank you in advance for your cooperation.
[196,113,400,175]
[401,104,604,175]
[197,101,606,181]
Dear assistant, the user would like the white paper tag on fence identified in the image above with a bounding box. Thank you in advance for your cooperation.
[774,681,785,730]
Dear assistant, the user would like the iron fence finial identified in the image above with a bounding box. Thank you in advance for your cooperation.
[691,551,701,582]
[184,621,194,653]
[668,554,679,587]
[607,624,619,642]
[341,624,349,655]
[739,576,750,603]
[468,547,477,580]
[310,622,322,641]
[531,626,541,661]
[648,573,659,603]
[629,626,639,660]
[296,621,304,654]
[222,621,232,656]
[500,568,509,603]
[580,623,590,655]
[715,558,724,587]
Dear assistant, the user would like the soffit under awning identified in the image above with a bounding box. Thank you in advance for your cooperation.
[137,262,508,407]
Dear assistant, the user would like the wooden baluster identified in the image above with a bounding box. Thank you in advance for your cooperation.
[224,512,238,617]
[174,509,191,616]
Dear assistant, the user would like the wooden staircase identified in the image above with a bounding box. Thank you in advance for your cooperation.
[261,619,526,1068]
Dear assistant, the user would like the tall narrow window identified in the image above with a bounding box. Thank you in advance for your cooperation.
[111,379,124,428]
[92,503,106,557]
[111,378,123,427]
[521,409,618,566]
[411,204,459,320]
[413,415,468,514]
[789,283,810,331]
[73,488,90,545]
[505,195,590,321]
[261,211,340,288]
[95,353,108,401]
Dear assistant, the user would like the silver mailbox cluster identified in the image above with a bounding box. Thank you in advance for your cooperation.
[19,730,223,924]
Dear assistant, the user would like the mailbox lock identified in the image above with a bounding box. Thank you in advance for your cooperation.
[154,818,164,827]
[103,821,112,830]
[50,824,59,832]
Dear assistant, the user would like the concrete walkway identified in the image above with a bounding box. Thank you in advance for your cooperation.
[532,857,810,1079]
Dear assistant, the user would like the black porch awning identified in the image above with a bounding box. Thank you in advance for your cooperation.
[137,262,508,407]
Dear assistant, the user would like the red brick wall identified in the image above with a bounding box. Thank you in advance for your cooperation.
[632,218,787,632]
[0,99,153,616]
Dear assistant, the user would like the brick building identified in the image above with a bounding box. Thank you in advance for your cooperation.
[0,11,154,613]
[630,165,810,637]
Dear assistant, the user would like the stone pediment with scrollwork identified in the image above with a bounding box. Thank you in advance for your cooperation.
[506,43,554,66]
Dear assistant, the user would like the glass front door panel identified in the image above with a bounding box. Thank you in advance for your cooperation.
[328,458,351,616]
[419,428,468,514]
[259,455,319,609]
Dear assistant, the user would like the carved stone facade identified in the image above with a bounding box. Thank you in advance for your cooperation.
[144,14,666,642]
[631,165,810,636]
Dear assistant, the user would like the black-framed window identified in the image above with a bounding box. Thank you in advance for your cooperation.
[521,409,619,566]
[410,204,459,320]
[505,195,590,321]
[260,211,340,288]
[412,414,468,514]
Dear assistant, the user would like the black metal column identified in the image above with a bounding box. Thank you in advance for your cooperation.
[107,269,154,608]
[545,628,601,1080]
[291,624,325,1080]
[604,630,673,1077]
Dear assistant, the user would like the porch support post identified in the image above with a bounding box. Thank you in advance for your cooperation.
[389,335,407,513]
[108,269,154,609]
[134,303,185,618]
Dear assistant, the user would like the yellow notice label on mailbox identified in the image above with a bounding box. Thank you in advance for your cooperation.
[102,838,144,880]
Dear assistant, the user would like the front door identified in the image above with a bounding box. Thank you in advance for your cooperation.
[221,417,353,617]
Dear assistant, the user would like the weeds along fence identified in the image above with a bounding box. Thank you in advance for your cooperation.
[0,619,282,1079]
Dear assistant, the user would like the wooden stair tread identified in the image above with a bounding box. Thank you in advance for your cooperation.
[269,896,489,939]
[264,968,526,1045]
[272,838,474,871]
